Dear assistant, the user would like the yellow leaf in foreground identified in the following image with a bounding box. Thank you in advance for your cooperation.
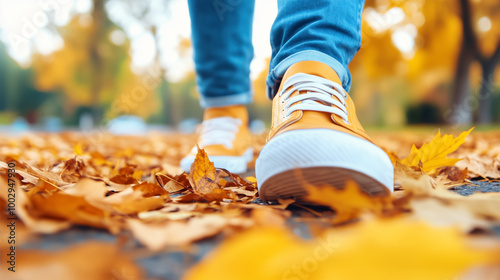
[304,181,392,223]
[401,128,474,173]
[184,219,498,280]
[188,147,219,194]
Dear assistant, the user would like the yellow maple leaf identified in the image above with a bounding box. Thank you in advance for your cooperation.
[188,147,219,194]
[184,219,498,280]
[304,181,392,224]
[401,128,474,174]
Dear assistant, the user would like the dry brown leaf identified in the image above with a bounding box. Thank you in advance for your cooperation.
[14,186,72,234]
[188,148,219,194]
[60,157,84,183]
[132,182,170,198]
[440,166,469,182]
[155,172,189,193]
[127,215,230,251]
[394,161,435,194]
[112,196,166,215]
[138,210,196,221]
[109,174,139,185]
[0,242,143,280]
[29,190,113,229]
[456,154,500,179]
[408,198,490,232]
[175,188,233,203]
[105,186,170,215]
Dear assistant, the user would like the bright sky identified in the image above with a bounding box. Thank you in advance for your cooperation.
[0,0,277,81]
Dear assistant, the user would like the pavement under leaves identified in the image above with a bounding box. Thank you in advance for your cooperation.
[1,129,500,280]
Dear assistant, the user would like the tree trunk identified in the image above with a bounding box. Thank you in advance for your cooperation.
[90,0,105,124]
[449,44,475,125]
[476,63,496,123]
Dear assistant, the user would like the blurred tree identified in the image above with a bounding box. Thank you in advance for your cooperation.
[452,0,500,124]
[0,41,55,124]
[32,0,161,124]
[354,0,500,125]
[105,0,171,122]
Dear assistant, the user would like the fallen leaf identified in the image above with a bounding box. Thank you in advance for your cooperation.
[185,219,499,280]
[109,174,138,185]
[14,185,72,234]
[127,215,230,251]
[0,242,143,280]
[175,188,233,203]
[155,172,189,194]
[455,154,500,179]
[132,182,170,198]
[408,198,490,232]
[437,166,469,182]
[60,157,85,183]
[401,128,474,174]
[105,186,169,215]
[304,181,393,223]
[394,161,435,195]
[188,148,219,194]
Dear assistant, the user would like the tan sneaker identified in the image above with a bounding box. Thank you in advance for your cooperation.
[256,61,393,202]
[181,105,253,174]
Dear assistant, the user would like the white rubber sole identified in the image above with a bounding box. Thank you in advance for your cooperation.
[255,129,394,202]
[181,148,253,174]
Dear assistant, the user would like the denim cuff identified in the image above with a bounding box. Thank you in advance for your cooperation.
[266,50,350,99]
[199,91,253,108]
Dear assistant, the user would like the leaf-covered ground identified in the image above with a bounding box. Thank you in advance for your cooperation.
[1,129,500,280]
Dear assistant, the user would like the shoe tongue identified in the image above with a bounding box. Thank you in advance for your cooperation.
[204,105,248,122]
[280,61,345,121]
[280,61,342,92]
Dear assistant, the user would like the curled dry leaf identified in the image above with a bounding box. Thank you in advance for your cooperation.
[155,171,189,194]
[60,157,85,183]
[132,182,170,198]
[105,183,171,215]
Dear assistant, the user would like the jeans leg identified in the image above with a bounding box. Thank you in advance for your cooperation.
[267,0,364,98]
[188,0,255,108]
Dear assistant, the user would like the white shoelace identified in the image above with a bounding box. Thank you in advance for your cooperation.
[197,117,242,149]
[278,73,350,124]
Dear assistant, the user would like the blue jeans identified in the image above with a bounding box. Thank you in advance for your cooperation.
[188,0,364,108]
